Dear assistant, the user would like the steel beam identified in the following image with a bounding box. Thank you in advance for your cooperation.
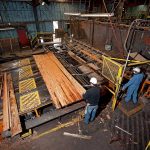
[32,6,40,32]
[25,101,86,129]
[5,0,89,2]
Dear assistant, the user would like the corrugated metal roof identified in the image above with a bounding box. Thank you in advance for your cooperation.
[0,1,34,23]
[37,3,83,20]
[0,1,85,38]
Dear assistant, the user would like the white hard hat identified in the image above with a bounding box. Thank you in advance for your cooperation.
[90,77,97,84]
[133,67,140,73]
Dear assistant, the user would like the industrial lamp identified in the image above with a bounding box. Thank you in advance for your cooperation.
[39,0,49,5]
[80,13,114,17]
[41,1,45,5]
[64,13,81,16]
[64,12,114,17]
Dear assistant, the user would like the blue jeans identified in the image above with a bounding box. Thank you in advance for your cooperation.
[84,105,98,124]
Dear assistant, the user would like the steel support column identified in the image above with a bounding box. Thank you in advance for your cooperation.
[33,6,40,32]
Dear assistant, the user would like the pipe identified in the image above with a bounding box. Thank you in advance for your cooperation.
[115,125,132,136]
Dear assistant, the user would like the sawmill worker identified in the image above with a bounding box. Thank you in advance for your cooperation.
[83,77,100,124]
[122,67,144,104]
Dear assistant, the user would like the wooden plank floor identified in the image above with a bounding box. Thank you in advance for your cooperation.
[34,52,85,109]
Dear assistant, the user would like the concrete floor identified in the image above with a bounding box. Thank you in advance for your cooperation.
[29,123,120,150]
[0,98,149,150]
[0,108,122,150]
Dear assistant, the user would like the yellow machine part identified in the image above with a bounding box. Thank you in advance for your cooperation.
[18,58,30,67]
[19,78,36,93]
[20,91,41,112]
[21,129,32,138]
[102,56,124,110]
[102,56,123,84]
[19,65,33,80]
[145,141,150,150]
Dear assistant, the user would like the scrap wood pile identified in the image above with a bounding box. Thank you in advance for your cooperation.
[2,73,22,137]
[34,52,86,108]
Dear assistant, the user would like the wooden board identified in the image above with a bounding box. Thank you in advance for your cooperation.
[130,52,147,61]
[87,63,100,71]
[49,53,85,93]
[80,49,102,63]
[34,52,85,108]
[2,73,22,136]
[118,101,144,117]
[68,51,86,64]
[2,73,9,132]
[8,75,22,136]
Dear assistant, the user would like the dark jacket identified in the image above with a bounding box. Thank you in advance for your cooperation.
[83,86,100,106]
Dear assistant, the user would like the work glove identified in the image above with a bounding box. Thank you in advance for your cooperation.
[121,87,125,91]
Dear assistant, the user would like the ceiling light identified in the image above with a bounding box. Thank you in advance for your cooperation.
[40,38,44,43]
[80,13,114,17]
[64,13,81,16]
[0,27,15,31]
[64,13,114,17]
[41,1,45,5]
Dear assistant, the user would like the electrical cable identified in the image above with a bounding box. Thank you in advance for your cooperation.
[102,0,123,57]
[108,1,125,56]
[110,0,127,57]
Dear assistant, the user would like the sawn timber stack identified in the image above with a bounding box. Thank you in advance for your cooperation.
[34,52,86,109]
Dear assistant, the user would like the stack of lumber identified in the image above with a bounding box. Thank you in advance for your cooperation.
[34,52,86,108]
[2,73,22,137]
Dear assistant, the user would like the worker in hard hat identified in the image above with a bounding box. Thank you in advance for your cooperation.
[83,77,100,124]
[122,67,144,104]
